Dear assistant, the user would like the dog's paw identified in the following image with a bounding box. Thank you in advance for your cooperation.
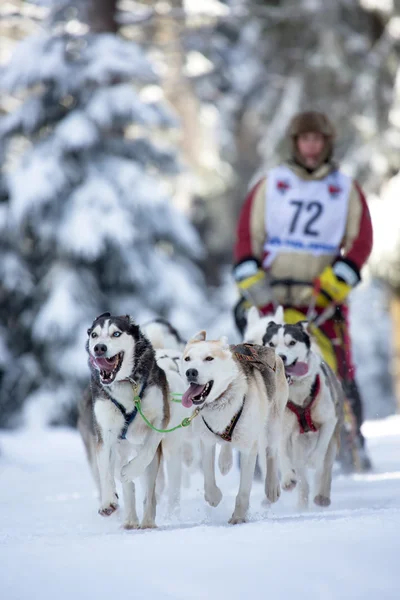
[218,445,233,476]
[282,470,297,492]
[314,494,331,507]
[228,515,247,525]
[204,485,223,507]
[140,520,157,530]
[123,520,140,530]
[265,481,281,504]
[98,502,118,517]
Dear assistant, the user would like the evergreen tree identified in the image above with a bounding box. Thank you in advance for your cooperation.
[0,3,207,426]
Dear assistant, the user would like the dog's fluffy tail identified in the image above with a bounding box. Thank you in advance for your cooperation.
[143,322,166,350]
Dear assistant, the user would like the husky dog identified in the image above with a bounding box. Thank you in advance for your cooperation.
[141,319,200,512]
[244,305,320,355]
[153,346,197,514]
[142,318,186,351]
[80,312,183,529]
[263,320,340,510]
[244,305,284,345]
[181,331,288,524]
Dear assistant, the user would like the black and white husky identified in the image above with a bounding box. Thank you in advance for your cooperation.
[79,312,188,529]
[142,317,186,351]
[262,319,341,510]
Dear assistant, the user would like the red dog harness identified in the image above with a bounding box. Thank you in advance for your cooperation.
[286,375,321,434]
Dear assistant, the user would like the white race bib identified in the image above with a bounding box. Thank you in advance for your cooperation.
[263,165,351,267]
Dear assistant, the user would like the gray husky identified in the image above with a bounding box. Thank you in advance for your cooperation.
[79,312,172,529]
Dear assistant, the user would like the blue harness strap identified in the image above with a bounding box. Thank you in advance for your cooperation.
[107,375,148,440]
[109,397,138,440]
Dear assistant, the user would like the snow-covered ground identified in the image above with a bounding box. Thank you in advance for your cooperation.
[1,417,400,600]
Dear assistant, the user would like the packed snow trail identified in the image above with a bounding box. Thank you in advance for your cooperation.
[1,417,400,600]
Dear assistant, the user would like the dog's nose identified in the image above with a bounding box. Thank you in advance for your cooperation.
[279,354,287,365]
[186,368,198,381]
[94,344,107,356]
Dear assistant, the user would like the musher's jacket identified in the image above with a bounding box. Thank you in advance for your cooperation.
[234,161,373,306]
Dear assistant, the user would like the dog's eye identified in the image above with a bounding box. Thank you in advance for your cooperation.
[205,356,214,362]
[184,356,190,362]
[289,340,296,347]
[112,331,121,338]
[269,342,275,348]
[91,332,98,339]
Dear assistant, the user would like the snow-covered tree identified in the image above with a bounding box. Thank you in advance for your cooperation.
[0,3,208,427]
[0,144,39,426]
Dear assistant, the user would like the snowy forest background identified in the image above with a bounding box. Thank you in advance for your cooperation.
[0,0,399,429]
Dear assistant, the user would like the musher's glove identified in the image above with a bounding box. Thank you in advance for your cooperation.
[315,260,360,307]
[233,259,271,308]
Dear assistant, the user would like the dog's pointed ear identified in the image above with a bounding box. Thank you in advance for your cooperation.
[273,305,284,325]
[96,311,111,321]
[298,320,309,332]
[219,335,229,349]
[247,305,261,327]
[190,330,206,342]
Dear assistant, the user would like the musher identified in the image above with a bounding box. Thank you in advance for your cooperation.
[233,111,373,470]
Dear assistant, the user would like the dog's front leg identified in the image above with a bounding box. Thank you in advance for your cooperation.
[293,436,309,511]
[229,444,258,525]
[280,423,297,492]
[264,414,282,503]
[141,445,162,529]
[201,440,222,507]
[218,444,233,476]
[309,419,337,470]
[118,443,139,529]
[121,430,163,483]
[165,447,182,517]
[314,433,337,507]
[96,433,119,516]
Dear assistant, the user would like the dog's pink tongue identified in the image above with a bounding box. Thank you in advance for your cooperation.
[94,357,116,372]
[285,361,309,377]
[182,383,206,408]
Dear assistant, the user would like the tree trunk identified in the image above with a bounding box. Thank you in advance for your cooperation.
[152,0,204,210]
[87,0,118,33]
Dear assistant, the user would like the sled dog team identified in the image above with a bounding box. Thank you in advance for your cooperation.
[79,309,342,529]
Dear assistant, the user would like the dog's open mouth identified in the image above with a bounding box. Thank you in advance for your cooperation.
[284,359,308,378]
[92,352,124,384]
[182,381,214,408]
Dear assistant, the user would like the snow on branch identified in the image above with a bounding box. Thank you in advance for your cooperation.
[58,175,135,261]
[0,33,157,96]
[32,263,98,342]
[0,96,52,139]
[106,137,179,174]
[90,154,203,257]
[55,110,99,151]
[0,252,34,296]
[7,140,71,226]
[85,84,177,130]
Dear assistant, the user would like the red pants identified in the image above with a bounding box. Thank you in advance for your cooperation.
[260,303,356,382]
